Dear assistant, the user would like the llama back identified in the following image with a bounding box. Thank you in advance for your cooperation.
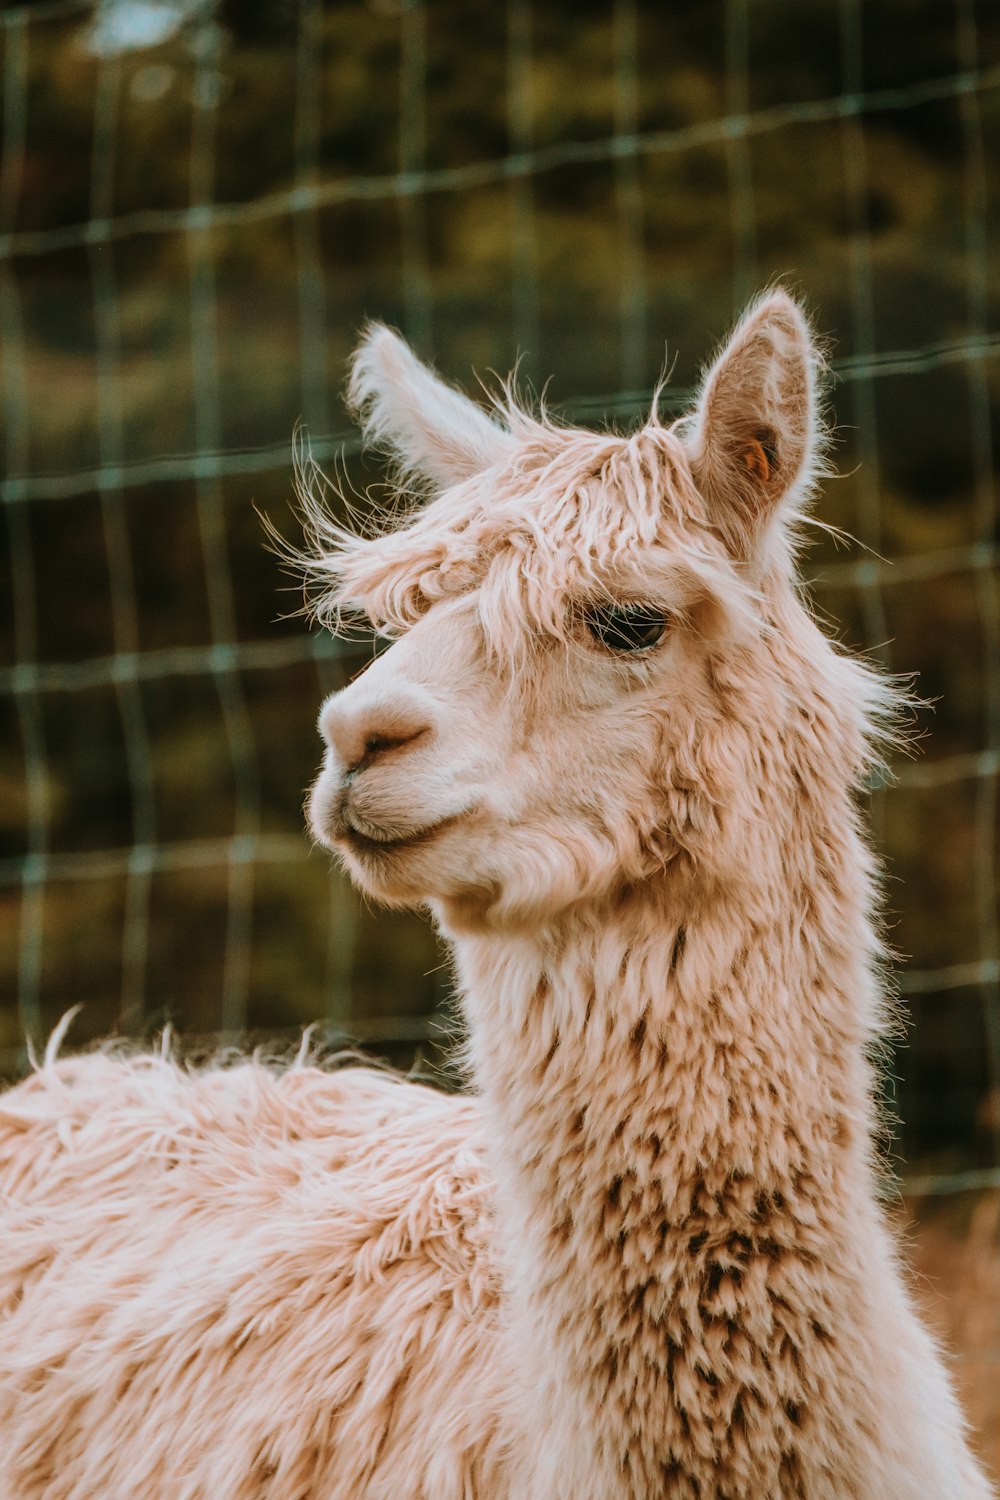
[0,1051,507,1500]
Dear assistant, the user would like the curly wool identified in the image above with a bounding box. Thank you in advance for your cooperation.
[0,1050,504,1500]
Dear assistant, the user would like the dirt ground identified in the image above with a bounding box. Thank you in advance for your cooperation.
[905,1190,1000,1486]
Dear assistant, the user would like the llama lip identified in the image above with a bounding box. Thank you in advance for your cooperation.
[338,811,457,856]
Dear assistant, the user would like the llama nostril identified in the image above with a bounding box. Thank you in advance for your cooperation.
[346,725,429,777]
[320,684,437,775]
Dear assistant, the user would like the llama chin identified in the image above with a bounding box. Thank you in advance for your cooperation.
[0,289,994,1500]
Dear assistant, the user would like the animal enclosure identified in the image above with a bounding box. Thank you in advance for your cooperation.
[0,0,999,1454]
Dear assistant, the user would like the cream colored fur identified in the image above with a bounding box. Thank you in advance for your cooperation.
[0,291,994,1499]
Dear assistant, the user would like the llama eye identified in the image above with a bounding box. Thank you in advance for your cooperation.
[583,604,669,653]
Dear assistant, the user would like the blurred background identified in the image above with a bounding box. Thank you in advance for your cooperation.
[0,0,998,1471]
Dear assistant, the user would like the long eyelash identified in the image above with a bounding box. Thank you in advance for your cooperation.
[584,604,668,651]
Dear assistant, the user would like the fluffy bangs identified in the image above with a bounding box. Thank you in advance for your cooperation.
[289,418,757,659]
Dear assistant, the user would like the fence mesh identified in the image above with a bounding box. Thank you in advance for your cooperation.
[1,0,1000,1212]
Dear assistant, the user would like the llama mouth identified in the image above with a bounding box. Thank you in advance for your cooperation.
[338,813,458,857]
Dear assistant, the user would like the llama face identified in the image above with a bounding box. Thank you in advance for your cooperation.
[309,507,728,923]
[304,292,832,927]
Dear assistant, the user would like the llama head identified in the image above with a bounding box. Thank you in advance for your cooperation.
[303,291,885,931]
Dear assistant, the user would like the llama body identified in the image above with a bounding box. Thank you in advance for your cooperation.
[0,1055,507,1498]
[0,291,994,1498]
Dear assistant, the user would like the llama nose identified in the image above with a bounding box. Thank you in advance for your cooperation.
[319,690,434,777]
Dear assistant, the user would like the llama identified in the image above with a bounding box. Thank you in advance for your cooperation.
[0,290,994,1500]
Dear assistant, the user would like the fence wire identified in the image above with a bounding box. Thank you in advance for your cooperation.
[1,0,999,1200]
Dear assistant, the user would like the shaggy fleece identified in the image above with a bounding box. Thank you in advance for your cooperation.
[0,1049,505,1500]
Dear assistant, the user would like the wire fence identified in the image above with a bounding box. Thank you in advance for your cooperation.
[1,0,999,1200]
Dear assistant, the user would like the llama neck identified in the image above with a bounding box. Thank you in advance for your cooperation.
[449,806,887,1498]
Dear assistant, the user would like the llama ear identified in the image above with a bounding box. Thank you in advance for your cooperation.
[685,290,819,561]
[348,325,514,489]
